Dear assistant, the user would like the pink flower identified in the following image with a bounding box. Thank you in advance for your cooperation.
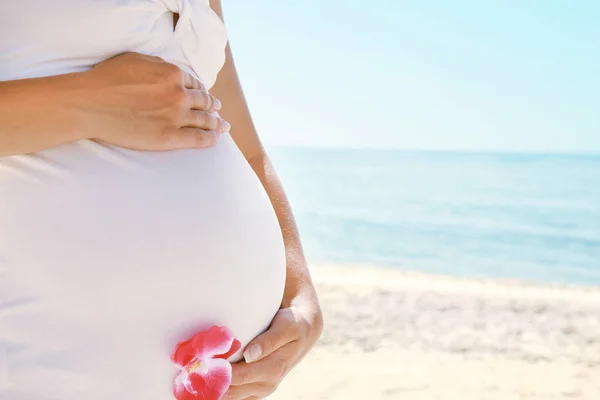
[171,326,242,400]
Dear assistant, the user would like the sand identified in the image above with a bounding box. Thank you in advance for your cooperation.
[271,264,600,400]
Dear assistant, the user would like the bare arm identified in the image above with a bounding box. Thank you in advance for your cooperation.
[209,0,321,309]
[0,74,87,156]
[209,3,322,397]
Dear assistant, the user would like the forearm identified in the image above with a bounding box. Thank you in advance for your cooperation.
[0,73,86,156]
[211,42,318,307]
[222,83,320,304]
[248,153,317,307]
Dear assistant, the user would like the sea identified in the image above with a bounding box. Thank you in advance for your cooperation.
[268,148,600,286]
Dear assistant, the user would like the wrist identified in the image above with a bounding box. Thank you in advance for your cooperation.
[57,70,103,141]
[286,285,324,341]
[281,253,319,307]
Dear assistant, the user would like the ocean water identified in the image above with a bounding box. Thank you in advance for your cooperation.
[268,148,600,286]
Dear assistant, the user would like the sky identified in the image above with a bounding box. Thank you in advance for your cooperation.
[221,0,599,153]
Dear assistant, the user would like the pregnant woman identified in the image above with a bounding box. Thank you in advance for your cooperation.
[0,1,323,399]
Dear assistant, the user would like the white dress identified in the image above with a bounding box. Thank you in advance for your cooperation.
[0,1,287,399]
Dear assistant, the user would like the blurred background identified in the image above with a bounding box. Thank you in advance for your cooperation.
[224,1,600,399]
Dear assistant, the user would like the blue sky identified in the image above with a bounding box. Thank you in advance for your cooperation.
[222,0,599,153]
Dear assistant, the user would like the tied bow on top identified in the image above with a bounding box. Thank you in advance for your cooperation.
[159,0,228,89]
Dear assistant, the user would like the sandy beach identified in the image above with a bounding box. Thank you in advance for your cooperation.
[272,264,600,400]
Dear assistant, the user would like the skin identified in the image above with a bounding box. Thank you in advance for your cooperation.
[0,1,323,398]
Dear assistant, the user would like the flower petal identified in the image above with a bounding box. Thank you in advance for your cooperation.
[191,326,236,360]
[171,326,237,366]
[171,336,198,367]
[188,358,232,400]
[215,338,241,360]
[174,371,200,400]
[173,358,233,400]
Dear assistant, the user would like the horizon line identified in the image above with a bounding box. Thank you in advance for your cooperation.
[264,144,600,157]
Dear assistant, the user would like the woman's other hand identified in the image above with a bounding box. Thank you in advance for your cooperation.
[79,52,230,151]
[223,291,323,400]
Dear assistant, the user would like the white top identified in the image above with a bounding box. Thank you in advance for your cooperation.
[0,2,287,399]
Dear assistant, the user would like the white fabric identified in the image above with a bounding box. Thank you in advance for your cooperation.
[0,1,287,399]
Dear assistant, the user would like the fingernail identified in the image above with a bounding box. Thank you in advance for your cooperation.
[213,97,222,111]
[244,344,262,363]
[219,120,231,132]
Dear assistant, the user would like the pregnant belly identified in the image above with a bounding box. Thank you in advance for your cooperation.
[0,135,286,400]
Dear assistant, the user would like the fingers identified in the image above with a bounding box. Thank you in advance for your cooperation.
[182,110,231,133]
[227,311,308,399]
[222,383,273,400]
[181,70,205,91]
[231,345,295,386]
[180,73,221,112]
[162,128,220,150]
[186,88,222,112]
[243,308,301,364]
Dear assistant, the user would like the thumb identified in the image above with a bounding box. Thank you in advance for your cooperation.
[243,308,298,363]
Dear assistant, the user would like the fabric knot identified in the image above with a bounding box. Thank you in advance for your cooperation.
[159,0,228,89]
[160,0,190,25]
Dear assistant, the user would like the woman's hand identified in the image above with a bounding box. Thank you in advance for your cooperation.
[0,52,230,156]
[78,52,230,151]
[223,292,323,400]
